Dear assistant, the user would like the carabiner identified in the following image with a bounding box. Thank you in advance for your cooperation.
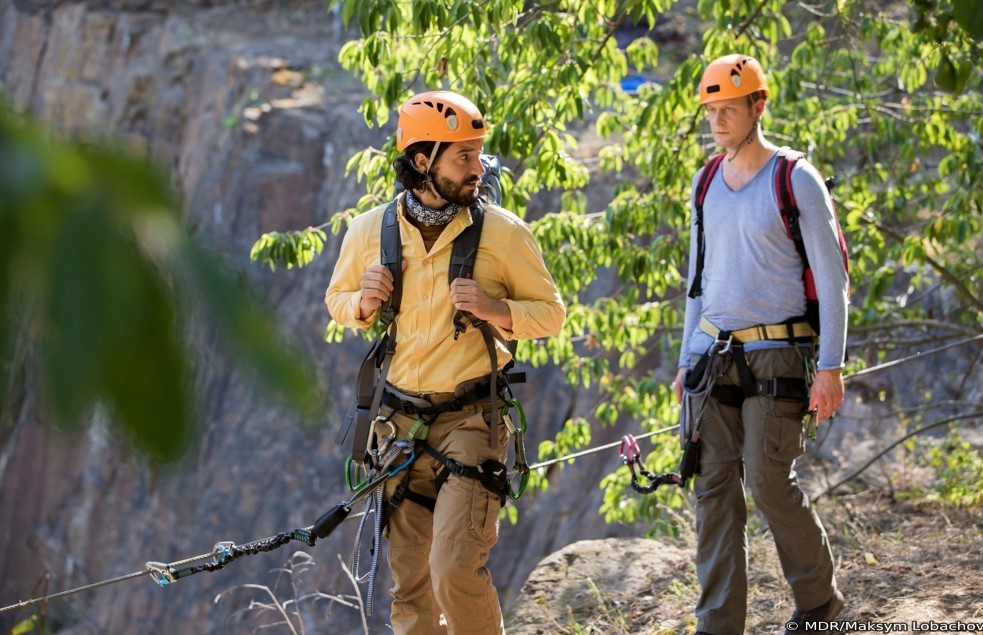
[619,434,642,466]
[376,420,398,455]
[345,455,370,492]
[715,334,733,356]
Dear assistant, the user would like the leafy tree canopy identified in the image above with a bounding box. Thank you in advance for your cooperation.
[251,0,983,526]
[253,0,983,528]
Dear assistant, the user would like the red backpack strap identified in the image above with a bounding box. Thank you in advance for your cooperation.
[774,148,810,266]
[687,153,726,299]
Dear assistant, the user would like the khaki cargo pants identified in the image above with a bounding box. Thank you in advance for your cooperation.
[376,396,509,635]
[687,346,839,635]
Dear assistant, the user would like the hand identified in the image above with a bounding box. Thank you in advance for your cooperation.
[808,368,844,423]
[449,278,512,330]
[673,367,688,404]
[357,263,402,319]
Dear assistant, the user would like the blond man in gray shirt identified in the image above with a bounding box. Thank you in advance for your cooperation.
[674,55,849,635]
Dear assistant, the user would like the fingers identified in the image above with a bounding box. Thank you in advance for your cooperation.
[808,368,845,423]
[357,266,396,319]
[449,278,484,312]
[673,368,687,404]
[360,265,395,302]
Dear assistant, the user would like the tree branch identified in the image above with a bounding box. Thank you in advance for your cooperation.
[813,411,983,501]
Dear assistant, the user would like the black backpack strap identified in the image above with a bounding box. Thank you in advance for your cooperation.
[378,194,404,328]
[687,153,726,299]
[449,203,484,290]
[337,196,404,462]
[447,203,517,450]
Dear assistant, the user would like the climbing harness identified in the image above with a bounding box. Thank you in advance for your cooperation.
[695,316,814,405]
[337,155,512,467]
[339,387,531,613]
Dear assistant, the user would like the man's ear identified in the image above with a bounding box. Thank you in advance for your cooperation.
[413,151,429,174]
[754,97,767,118]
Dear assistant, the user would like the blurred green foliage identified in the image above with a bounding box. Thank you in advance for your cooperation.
[0,104,322,463]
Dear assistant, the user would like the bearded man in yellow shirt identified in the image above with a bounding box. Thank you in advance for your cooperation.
[326,90,565,635]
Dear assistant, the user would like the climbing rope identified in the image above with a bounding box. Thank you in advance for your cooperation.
[0,451,414,616]
[3,333,978,614]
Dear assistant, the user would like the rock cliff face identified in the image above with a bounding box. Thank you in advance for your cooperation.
[0,2,646,633]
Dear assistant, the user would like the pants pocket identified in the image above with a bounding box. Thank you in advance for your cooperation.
[763,403,806,464]
[467,478,501,548]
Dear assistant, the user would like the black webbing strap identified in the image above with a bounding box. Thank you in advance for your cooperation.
[424,445,509,505]
[380,372,524,417]
[337,325,398,464]
[378,196,404,326]
[380,463,437,534]
[730,341,758,398]
[336,197,403,459]
[687,153,726,299]
[694,336,810,408]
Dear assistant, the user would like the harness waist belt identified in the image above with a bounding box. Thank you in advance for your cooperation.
[382,372,525,417]
[699,315,816,342]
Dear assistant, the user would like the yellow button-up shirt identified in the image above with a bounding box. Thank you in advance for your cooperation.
[325,199,565,394]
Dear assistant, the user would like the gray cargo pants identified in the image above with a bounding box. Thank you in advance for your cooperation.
[687,346,838,635]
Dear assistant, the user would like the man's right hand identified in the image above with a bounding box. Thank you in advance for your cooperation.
[357,264,396,319]
[673,366,688,404]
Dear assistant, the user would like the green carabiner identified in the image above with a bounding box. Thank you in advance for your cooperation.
[501,398,530,500]
[345,455,370,492]
[509,468,530,500]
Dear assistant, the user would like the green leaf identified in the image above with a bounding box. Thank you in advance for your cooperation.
[954,0,983,40]
[12,615,38,635]
[45,205,191,461]
[180,242,323,418]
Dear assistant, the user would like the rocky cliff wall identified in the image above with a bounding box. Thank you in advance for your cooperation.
[0,2,648,633]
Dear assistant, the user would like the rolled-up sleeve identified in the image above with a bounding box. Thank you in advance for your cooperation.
[325,213,378,331]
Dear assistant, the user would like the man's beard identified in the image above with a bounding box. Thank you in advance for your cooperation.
[432,171,480,205]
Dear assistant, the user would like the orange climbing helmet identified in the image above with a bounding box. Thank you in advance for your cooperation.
[395,90,487,151]
[699,54,769,105]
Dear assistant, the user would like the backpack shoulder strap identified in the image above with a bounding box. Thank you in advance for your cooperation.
[449,202,484,286]
[774,148,810,266]
[378,194,404,328]
[687,153,726,299]
[450,203,486,340]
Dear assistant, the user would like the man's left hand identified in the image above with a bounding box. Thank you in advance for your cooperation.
[808,368,844,423]
[450,278,513,330]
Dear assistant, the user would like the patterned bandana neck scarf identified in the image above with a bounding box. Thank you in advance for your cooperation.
[404,190,463,226]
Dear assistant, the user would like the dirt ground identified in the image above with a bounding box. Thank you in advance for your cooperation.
[552,484,983,634]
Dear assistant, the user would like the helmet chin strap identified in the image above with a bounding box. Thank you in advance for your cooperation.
[423,141,445,201]
[727,119,759,162]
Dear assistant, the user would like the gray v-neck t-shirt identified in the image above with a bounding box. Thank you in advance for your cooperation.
[678,152,849,370]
